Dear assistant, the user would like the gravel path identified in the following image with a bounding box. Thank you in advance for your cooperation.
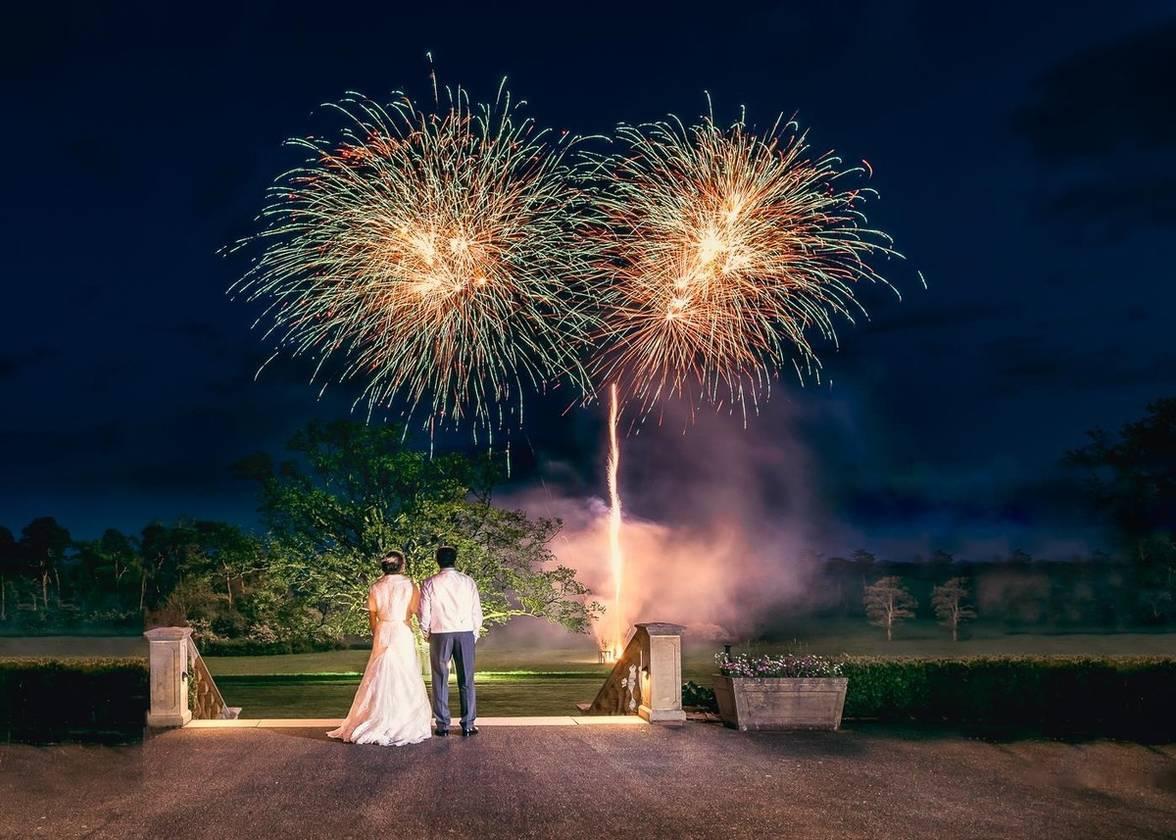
[2,723,1175,839]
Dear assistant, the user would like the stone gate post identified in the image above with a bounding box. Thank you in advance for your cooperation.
[636,622,687,724]
[586,621,687,723]
[144,626,193,728]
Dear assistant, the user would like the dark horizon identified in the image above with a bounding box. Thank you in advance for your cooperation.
[3,2,1175,550]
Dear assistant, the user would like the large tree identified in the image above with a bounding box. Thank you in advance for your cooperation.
[1067,397,1176,552]
[1068,397,1176,620]
[234,420,600,637]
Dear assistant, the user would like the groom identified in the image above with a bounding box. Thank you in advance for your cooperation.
[419,545,484,737]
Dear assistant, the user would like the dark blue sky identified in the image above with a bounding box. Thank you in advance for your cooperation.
[2,1,1174,550]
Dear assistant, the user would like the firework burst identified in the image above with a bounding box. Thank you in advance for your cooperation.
[228,75,601,439]
[587,103,914,421]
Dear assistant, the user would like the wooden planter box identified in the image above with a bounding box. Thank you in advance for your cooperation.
[713,675,848,731]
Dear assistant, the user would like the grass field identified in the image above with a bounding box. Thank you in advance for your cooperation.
[6,623,1176,718]
[204,623,1176,718]
[206,637,614,717]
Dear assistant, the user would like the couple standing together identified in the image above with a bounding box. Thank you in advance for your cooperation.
[328,545,483,746]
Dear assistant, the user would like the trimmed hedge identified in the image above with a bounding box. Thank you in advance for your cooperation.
[196,637,348,657]
[840,656,1176,741]
[0,658,148,743]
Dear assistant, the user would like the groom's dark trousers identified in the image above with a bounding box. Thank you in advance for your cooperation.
[429,631,476,728]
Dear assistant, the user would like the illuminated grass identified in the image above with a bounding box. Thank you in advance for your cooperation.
[216,670,607,683]
[216,672,608,718]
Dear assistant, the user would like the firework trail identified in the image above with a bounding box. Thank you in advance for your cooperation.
[606,382,625,657]
[228,74,601,440]
[586,101,915,423]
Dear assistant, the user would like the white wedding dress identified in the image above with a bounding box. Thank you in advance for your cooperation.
[327,574,433,746]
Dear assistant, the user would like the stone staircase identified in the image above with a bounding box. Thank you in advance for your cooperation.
[584,622,686,723]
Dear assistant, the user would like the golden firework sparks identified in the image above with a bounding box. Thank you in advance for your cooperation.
[228,74,601,440]
[587,103,915,422]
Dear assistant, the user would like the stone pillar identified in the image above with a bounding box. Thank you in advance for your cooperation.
[144,626,193,728]
[636,622,686,724]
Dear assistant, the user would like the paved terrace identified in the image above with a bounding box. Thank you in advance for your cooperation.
[2,720,1175,839]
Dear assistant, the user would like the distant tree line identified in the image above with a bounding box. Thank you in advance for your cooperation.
[0,516,258,635]
[831,397,1176,639]
[814,547,1174,641]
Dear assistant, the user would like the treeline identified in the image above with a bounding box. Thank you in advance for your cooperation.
[812,395,1176,637]
[814,545,1176,635]
[0,517,303,646]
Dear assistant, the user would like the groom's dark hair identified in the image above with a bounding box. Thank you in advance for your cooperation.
[381,551,405,575]
[436,546,458,568]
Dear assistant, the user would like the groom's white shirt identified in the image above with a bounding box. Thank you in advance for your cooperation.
[419,568,484,639]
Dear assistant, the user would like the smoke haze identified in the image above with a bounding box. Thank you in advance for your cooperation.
[505,399,830,644]
[502,392,1106,646]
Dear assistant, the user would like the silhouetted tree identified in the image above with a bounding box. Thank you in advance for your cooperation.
[0,527,17,621]
[928,549,955,565]
[73,528,139,609]
[98,528,136,595]
[1068,397,1176,556]
[931,577,977,641]
[19,517,70,609]
[1068,397,1176,622]
[852,549,878,594]
[863,576,917,641]
[852,549,877,566]
[189,521,259,609]
[139,522,208,611]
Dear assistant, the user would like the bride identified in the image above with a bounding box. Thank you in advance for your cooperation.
[327,551,433,746]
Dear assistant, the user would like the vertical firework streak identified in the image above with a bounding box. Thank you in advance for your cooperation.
[606,382,625,657]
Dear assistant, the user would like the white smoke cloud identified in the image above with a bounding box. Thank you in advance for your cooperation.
[503,398,830,645]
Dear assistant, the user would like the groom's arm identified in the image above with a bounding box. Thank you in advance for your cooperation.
[471,580,483,641]
[419,580,433,638]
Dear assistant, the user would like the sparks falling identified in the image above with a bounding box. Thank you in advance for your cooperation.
[606,382,625,658]
[588,103,914,422]
[227,75,601,440]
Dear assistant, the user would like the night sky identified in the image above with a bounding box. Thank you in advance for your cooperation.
[3,2,1175,551]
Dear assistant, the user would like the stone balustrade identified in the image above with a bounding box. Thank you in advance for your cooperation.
[586,622,686,723]
[145,626,193,728]
[144,626,239,728]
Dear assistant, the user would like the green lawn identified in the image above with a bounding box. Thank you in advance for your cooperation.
[215,673,607,718]
[715,621,1176,660]
[202,624,1176,718]
[205,640,613,717]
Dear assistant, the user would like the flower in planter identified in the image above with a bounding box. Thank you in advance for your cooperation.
[715,651,843,678]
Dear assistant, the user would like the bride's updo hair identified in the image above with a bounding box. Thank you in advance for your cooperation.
[380,551,405,575]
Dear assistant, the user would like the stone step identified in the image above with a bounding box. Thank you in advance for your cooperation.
[184,716,648,729]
